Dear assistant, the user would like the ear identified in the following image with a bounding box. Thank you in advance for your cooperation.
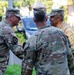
[33,17,36,22]
[57,15,61,21]
[9,15,14,20]
[8,15,13,21]
[46,16,48,21]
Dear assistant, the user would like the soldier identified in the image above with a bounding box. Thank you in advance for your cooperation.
[22,9,74,75]
[49,9,74,53]
[49,9,74,74]
[0,8,24,75]
[32,0,50,26]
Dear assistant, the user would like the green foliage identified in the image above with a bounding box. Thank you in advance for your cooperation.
[32,68,36,75]
[15,31,26,45]
[63,6,68,22]
[0,1,8,16]
[22,0,35,6]
[41,0,53,14]
[13,1,22,8]
[6,64,36,75]
[6,64,21,75]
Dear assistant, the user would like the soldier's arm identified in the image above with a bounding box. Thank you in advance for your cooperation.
[22,43,35,75]
[64,26,74,53]
[4,32,24,59]
[66,36,74,71]
[67,50,74,74]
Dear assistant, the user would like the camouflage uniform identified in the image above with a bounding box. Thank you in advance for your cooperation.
[49,9,74,75]
[58,21,74,74]
[22,26,73,75]
[49,9,74,54]
[59,21,74,53]
[0,20,24,75]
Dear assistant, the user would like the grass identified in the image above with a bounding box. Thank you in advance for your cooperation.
[15,31,26,45]
[6,64,36,75]
[6,64,21,75]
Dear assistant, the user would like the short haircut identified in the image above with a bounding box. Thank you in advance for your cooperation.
[34,9,46,22]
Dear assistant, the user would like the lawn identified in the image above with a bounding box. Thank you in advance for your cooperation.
[6,64,36,75]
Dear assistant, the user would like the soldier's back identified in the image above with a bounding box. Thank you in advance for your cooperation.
[33,26,71,75]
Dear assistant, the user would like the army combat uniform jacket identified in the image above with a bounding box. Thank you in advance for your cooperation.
[0,20,24,75]
[59,21,74,75]
[22,26,74,75]
[59,21,74,54]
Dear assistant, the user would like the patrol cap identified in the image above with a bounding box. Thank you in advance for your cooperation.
[48,9,64,17]
[6,8,21,19]
[33,1,46,12]
[34,9,46,22]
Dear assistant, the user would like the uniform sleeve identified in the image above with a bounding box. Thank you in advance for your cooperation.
[22,42,36,75]
[21,33,38,75]
[65,36,74,72]
[3,28,24,59]
[66,37,72,55]
[64,26,74,53]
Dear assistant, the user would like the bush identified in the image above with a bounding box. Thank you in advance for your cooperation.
[6,64,36,75]
[6,64,21,75]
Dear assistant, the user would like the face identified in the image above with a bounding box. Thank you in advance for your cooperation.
[10,15,20,27]
[50,15,60,27]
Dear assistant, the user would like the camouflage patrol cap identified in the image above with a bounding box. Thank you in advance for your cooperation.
[49,9,64,17]
[6,8,21,19]
[34,9,46,22]
[33,1,46,12]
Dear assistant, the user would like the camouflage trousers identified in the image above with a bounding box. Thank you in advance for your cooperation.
[70,65,74,75]
[0,70,5,75]
[70,53,74,75]
[0,62,8,75]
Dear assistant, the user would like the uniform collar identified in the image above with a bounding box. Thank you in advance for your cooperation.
[39,25,50,29]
